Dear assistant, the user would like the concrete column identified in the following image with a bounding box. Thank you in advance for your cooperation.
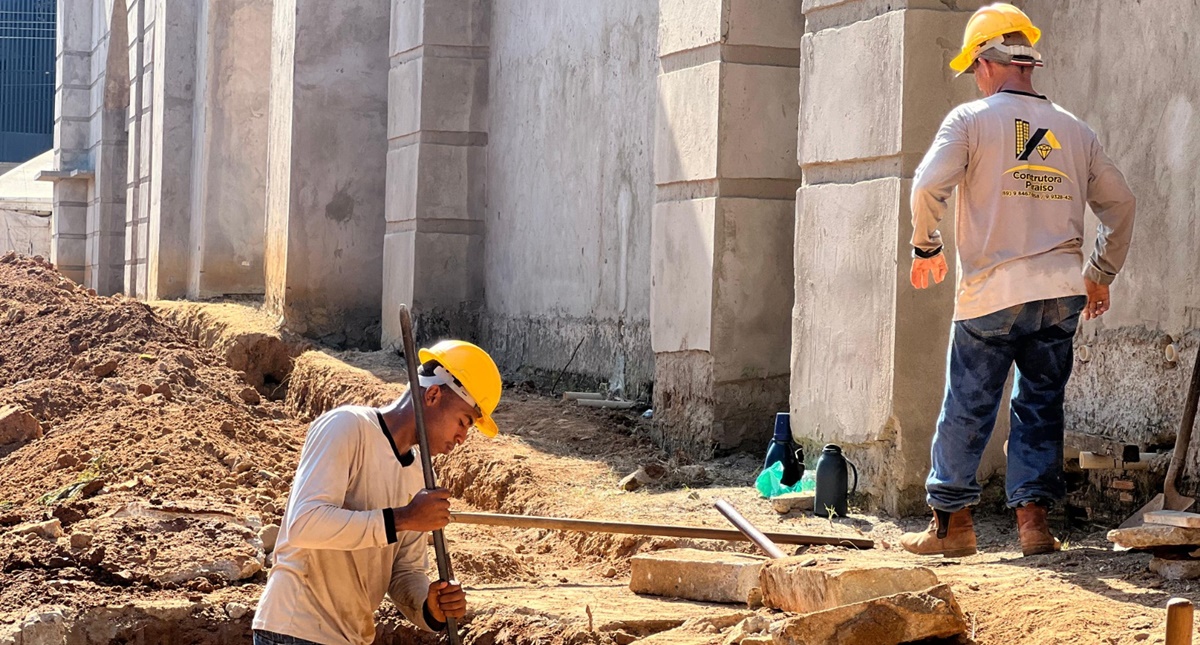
[790,1,986,515]
[48,0,94,283]
[265,0,391,348]
[87,0,131,296]
[651,0,804,457]
[184,0,273,299]
[124,0,154,298]
[145,0,197,300]
[380,0,489,348]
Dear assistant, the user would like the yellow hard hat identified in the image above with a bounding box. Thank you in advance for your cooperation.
[418,340,503,438]
[950,3,1041,74]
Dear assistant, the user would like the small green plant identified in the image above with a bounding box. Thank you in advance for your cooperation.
[824,504,837,527]
[37,455,109,505]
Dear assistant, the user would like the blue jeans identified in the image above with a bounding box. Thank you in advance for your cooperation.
[927,296,1087,512]
[253,631,323,645]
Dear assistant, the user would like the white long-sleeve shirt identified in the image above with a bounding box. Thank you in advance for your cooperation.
[912,90,1136,320]
[254,406,437,645]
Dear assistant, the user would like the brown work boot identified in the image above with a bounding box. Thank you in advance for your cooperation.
[900,508,977,557]
[1016,503,1061,556]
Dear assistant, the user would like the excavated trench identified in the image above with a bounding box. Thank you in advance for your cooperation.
[4,300,754,645]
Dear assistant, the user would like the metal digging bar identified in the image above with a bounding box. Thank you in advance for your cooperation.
[398,305,461,645]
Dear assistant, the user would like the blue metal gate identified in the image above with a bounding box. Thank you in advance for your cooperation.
[0,0,56,164]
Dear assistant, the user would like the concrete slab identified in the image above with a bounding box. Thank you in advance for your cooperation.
[771,492,815,514]
[1108,525,1200,550]
[631,548,767,604]
[759,558,939,613]
[1144,511,1200,529]
[1150,557,1200,581]
[773,584,966,645]
[469,583,752,634]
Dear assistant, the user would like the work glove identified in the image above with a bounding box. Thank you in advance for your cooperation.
[911,254,949,290]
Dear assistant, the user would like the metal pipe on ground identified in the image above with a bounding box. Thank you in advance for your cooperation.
[713,498,786,558]
[450,511,874,549]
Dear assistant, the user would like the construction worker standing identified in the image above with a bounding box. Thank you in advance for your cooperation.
[253,341,503,644]
[900,4,1135,558]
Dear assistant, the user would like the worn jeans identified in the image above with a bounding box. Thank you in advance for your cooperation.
[926,295,1087,512]
[253,630,324,645]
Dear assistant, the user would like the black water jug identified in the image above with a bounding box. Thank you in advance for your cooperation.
[813,444,857,518]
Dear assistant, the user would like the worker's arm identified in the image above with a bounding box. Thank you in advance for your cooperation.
[1083,131,1136,286]
[911,107,970,257]
[909,107,969,288]
[285,411,392,550]
[387,531,462,632]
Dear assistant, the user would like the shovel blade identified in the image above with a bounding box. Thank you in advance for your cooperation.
[1119,494,1165,529]
[1165,493,1197,513]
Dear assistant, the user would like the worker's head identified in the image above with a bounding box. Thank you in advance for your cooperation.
[970,32,1040,95]
[413,340,503,455]
[950,4,1043,94]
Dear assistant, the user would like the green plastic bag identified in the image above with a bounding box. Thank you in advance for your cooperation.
[755,462,816,498]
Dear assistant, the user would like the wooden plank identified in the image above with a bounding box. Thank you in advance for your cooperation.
[1146,510,1200,529]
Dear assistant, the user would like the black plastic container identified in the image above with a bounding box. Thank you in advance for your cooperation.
[813,444,857,517]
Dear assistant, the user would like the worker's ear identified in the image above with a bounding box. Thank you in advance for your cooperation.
[424,383,443,407]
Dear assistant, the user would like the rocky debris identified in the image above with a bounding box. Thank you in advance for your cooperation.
[259,524,280,553]
[772,584,967,645]
[1150,556,1200,580]
[722,615,771,645]
[771,492,815,514]
[136,383,154,397]
[0,405,42,445]
[620,463,668,491]
[239,387,262,406]
[154,382,173,400]
[1108,524,1200,550]
[630,548,766,604]
[69,531,94,550]
[759,558,939,614]
[632,613,756,645]
[225,602,250,620]
[10,518,64,540]
[92,359,119,379]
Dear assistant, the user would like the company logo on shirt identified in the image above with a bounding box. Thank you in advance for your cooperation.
[1001,119,1074,201]
[1015,119,1061,161]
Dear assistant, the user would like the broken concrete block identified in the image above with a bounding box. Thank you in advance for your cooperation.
[759,558,939,614]
[723,615,770,645]
[1150,557,1200,581]
[771,492,815,514]
[11,519,64,540]
[1145,510,1200,529]
[773,584,966,645]
[620,464,666,491]
[631,548,767,604]
[1108,525,1200,550]
[0,405,42,445]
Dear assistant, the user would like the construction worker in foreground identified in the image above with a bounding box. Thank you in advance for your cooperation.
[900,4,1136,558]
[253,341,503,645]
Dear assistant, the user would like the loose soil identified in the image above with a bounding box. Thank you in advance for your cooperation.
[0,253,1196,644]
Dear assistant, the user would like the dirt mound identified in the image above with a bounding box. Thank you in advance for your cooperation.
[0,254,308,619]
[450,548,538,585]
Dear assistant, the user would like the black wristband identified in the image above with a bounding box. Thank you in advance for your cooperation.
[912,245,943,259]
[382,508,397,544]
[423,598,447,631]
